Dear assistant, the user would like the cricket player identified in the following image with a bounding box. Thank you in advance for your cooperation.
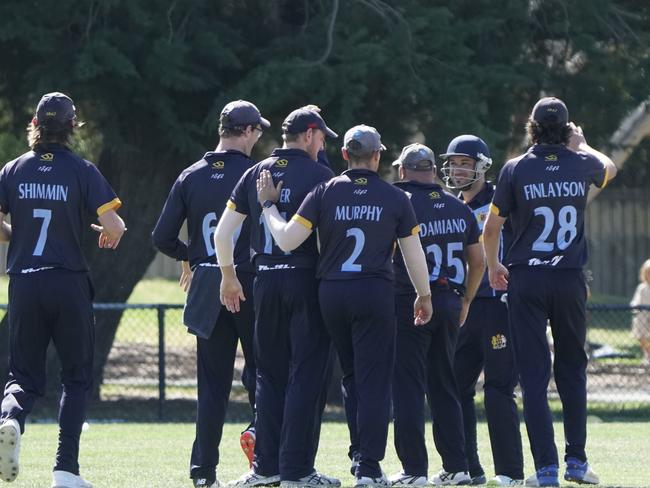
[0,92,125,488]
[484,97,617,487]
[440,135,524,487]
[389,144,484,487]
[152,100,268,487]
[256,125,433,488]
[215,107,339,487]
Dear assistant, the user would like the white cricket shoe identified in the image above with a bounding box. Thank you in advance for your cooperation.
[194,478,221,487]
[229,471,281,487]
[355,473,390,488]
[0,419,20,483]
[487,475,523,486]
[388,471,428,486]
[51,470,93,488]
[280,471,341,487]
[431,470,471,486]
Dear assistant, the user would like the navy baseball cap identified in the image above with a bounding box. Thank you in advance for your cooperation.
[531,97,568,126]
[220,100,270,129]
[343,125,386,156]
[35,92,76,125]
[282,108,338,138]
[392,143,435,171]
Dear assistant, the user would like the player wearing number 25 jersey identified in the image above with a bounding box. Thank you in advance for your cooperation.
[0,92,125,488]
[484,97,617,487]
[257,125,432,487]
[152,100,267,487]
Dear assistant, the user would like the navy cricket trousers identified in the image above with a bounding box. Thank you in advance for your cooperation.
[253,268,332,481]
[190,271,256,481]
[320,278,396,479]
[454,298,523,479]
[393,290,467,476]
[1,269,94,475]
[507,267,589,469]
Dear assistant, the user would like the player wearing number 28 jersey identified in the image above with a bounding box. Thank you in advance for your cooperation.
[484,97,617,487]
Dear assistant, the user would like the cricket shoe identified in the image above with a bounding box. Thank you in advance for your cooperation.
[280,471,341,487]
[487,475,523,486]
[431,470,471,486]
[388,471,428,486]
[355,473,390,488]
[0,418,20,482]
[470,474,486,485]
[523,466,558,487]
[229,471,281,487]
[563,458,599,485]
[240,426,256,469]
[350,452,361,476]
[193,477,221,487]
[51,470,93,488]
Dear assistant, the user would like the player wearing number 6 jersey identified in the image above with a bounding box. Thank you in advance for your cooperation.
[152,100,267,487]
[0,92,125,488]
[389,144,484,487]
[256,126,433,488]
[484,97,617,487]
[216,107,338,488]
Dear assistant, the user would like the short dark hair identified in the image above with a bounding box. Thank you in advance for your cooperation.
[27,122,74,149]
[219,125,247,138]
[282,132,301,143]
[347,147,376,166]
[526,119,571,145]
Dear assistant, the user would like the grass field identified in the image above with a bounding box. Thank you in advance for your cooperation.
[8,421,650,487]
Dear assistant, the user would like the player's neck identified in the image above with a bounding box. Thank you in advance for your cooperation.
[283,141,310,153]
[460,179,485,203]
[216,138,250,156]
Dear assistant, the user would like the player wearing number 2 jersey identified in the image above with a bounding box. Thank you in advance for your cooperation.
[216,107,338,488]
[0,92,125,488]
[256,126,433,488]
[484,97,617,487]
[152,100,268,487]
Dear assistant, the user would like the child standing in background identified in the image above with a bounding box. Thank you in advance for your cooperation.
[631,259,650,364]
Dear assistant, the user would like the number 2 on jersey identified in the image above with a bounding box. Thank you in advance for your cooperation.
[341,227,365,272]
[32,208,52,256]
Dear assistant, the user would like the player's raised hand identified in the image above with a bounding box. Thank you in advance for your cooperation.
[220,274,246,313]
[567,122,586,152]
[179,261,192,293]
[413,294,433,326]
[256,169,282,205]
[488,262,509,291]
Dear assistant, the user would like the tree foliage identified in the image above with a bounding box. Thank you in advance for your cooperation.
[0,0,648,394]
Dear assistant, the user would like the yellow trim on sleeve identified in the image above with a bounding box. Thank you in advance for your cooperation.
[226,200,237,211]
[292,214,313,230]
[479,234,484,243]
[489,203,500,216]
[599,167,609,189]
[410,225,420,236]
[97,198,122,216]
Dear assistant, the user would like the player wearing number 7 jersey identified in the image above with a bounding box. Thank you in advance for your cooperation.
[216,107,338,488]
[484,97,617,487]
[0,92,125,488]
[152,100,268,487]
[256,126,433,488]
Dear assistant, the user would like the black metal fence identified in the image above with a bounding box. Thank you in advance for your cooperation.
[2,303,649,420]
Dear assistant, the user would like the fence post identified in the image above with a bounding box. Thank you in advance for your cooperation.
[157,305,166,421]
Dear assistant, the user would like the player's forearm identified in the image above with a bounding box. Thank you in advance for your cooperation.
[483,215,503,271]
[0,220,11,242]
[398,235,432,298]
[215,208,245,267]
[151,225,189,261]
[98,209,126,241]
[263,206,309,252]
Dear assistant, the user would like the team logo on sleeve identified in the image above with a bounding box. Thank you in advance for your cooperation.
[428,191,441,199]
[544,154,558,162]
[275,159,288,167]
[491,334,507,350]
[212,160,225,169]
[40,153,54,161]
[354,177,368,185]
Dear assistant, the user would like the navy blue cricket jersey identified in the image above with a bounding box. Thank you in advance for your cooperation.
[392,182,480,295]
[0,144,120,274]
[228,148,334,268]
[152,150,255,272]
[461,182,512,298]
[293,168,419,281]
[492,144,608,269]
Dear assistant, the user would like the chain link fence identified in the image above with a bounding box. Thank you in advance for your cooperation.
[1,303,649,420]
